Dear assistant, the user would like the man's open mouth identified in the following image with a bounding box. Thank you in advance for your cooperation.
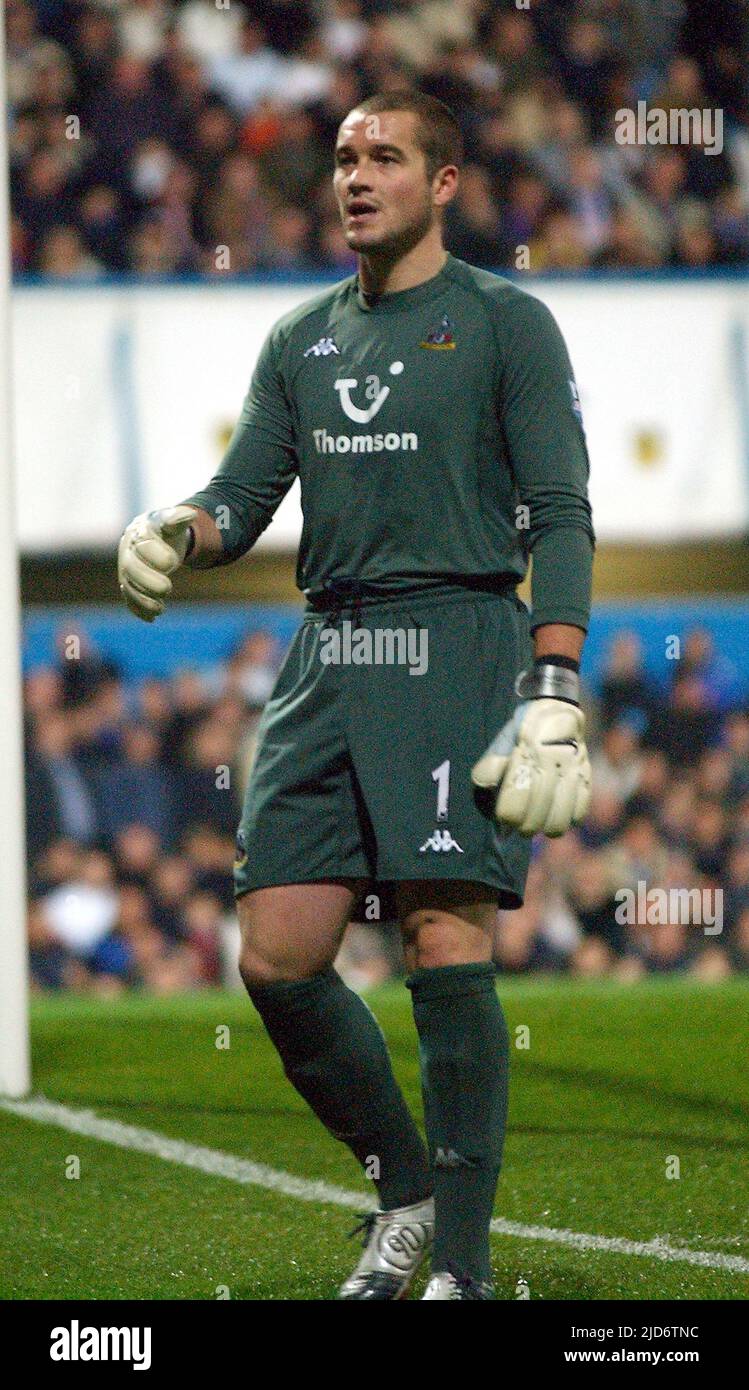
[347,201,379,219]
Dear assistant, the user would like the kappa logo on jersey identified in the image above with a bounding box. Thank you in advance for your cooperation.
[569,379,584,423]
[419,313,456,350]
[418,828,464,854]
[304,335,340,357]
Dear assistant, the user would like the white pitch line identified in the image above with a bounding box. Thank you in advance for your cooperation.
[2,1094,748,1277]
[0,1095,367,1211]
[487,1219,749,1272]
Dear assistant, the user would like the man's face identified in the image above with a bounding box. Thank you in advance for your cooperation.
[333,109,442,257]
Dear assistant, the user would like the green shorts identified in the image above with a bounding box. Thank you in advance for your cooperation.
[233,586,534,913]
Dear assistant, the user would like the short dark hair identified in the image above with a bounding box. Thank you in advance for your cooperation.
[349,90,464,182]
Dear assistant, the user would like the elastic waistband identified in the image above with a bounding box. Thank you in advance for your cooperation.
[304,574,519,621]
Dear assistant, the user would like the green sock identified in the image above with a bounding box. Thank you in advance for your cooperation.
[406,961,509,1284]
[247,967,431,1211]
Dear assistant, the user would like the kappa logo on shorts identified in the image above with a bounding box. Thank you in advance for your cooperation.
[418,828,464,854]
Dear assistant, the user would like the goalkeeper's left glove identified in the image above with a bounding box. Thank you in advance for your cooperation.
[471,661,591,838]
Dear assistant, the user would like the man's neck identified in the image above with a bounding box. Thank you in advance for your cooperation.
[357,238,448,297]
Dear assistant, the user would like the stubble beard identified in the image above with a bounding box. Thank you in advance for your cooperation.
[344,190,436,265]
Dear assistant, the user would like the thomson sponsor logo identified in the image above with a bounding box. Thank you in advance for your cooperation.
[50,1320,151,1370]
[313,427,418,455]
[319,619,428,676]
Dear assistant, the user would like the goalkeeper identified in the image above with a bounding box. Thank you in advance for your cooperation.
[118,90,594,1302]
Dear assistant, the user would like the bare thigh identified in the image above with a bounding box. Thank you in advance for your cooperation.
[237,879,367,987]
[396,880,498,973]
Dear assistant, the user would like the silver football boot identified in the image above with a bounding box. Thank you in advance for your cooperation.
[337,1196,435,1300]
[422,1270,495,1300]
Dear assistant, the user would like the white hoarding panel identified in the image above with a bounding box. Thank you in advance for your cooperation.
[13,277,749,550]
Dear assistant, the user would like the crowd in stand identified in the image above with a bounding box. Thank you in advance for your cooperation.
[24,619,749,993]
[8,0,749,277]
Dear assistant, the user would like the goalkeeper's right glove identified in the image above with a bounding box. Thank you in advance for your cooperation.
[118,504,197,622]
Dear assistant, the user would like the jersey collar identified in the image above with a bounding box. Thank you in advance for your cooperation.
[354,252,455,314]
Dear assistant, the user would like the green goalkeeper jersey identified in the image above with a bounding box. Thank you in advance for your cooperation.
[184,252,595,631]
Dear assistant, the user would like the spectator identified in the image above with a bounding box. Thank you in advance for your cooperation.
[728,906,749,972]
[41,849,119,960]
[566,848,629,958]
[38,225,103,277]
[26,710,99,850]
[645,674,719,766]
[78,186,129,271]
[206,17,288,118]
[677,627,741,713]
[176,718,242,838]
[149,856,195,940]
[114,823,162,886]
[444,163,510,266]
[606,810,671,891]
[31,838,83,897]
[688,799,729,880]
[56,628,119,708]
[8,0,746,275]
[658,778,697,851]
[590,720,644,803]
[261,205,315,271]
[625,749,670,818]
[530,206,592,270]
[94,723,175,844]
[182,891,224,983]
[162,669,211,763]
[21,613,749,987]
[724,714,749,802]
[28,901,76,991]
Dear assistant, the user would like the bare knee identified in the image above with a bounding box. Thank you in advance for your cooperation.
[397,884,497,971]
[400,911,491,970]
[237,910,314,989]
[236,881,361,989]
[238,936,291,990]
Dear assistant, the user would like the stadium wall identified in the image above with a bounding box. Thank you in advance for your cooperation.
[14,273,749,552]
[22,597,749,701]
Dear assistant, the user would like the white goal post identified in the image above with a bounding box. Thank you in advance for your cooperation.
[0,2,31,1097]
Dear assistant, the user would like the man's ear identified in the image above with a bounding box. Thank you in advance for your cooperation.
[434,165,459,208]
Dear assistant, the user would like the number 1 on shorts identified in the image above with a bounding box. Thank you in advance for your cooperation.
[432,759,450,821]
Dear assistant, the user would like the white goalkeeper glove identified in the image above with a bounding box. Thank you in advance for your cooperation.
[471,662,591,838]
[118,504,197,622]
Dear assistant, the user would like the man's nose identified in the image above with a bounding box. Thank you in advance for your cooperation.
[347,164,374,191]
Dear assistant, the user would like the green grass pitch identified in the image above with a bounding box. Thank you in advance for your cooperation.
[1,977,747,1300]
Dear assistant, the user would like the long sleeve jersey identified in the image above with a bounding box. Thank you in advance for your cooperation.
[184,252,595,630]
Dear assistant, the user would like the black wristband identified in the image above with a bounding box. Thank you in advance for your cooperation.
[534,653,580,674]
